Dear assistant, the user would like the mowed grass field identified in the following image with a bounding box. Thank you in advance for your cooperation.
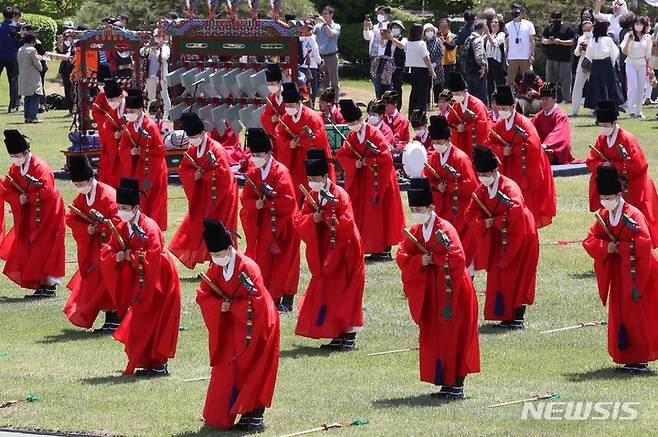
[1,65,658,437]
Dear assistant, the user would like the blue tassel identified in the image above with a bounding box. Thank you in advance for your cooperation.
[434,359,443,386]
[632,284,640,302]
[494,292,504,317]
[618,324,629,351]
[228,386,238,412]
[316,305,327,326]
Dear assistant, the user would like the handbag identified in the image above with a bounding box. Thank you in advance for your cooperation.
[580,57,592,73]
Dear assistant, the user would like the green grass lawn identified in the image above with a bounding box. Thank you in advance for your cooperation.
[1,66,658,436]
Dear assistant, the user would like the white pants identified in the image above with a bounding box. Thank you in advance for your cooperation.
[625,62,647,116]
[145,76,171,119]
[571,68,590,115]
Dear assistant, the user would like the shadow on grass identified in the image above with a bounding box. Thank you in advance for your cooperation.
[37,328,106,344]
[569,270,596,280]
[478,324,514,335]
[0,296,29,304]
[371,393,451,409]
[180,275,203,283]
[80,373,153,385]
[173,428,255,437]
[279,345,336,359]
[564,367,656,382]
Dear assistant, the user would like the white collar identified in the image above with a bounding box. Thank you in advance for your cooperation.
[292,105,304,123]
[386,110,398,122]
[460,93,470,112]
[487,172,501,199]
[357,122,367,143]
[609,198,625,227]
[422,211,437,243]
[222,247,237,281]
[504,111,516,131]
[133,112,145,131]
[260,156,273,180]
[195,135,208,158]
[275,94,283,105]
[127,210,142,236]
[418,129,428,142]
[319,179,333,206]
[491,112,500,123]
[543,103,558,116]
[19,152,32,176]
[606,125,619,148]
[86,178,98,206]
[440,143,453,166]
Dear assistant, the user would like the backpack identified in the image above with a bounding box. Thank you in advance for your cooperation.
[44,93,67,111]
[458,34,480,74]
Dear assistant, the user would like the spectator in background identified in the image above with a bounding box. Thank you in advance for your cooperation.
[482,7,496,24]
[19,25,48,113]
[299,20,321,107]
[0,6,19,113]
[424,23,444,105]
[516,69,543,116]
[141,28,171,120]
[12,7,21,23]
[571,19,593,116]
[315,6,341,97]
[363,5,390,96]
[17,32,43,123]
[542,10,575,103]
[505,3,535,86]
[650,16,658,103]
[456,10,476,46]
[460,20,489,105]
[58,29,75,115]
[617,11,635,99]
[584,20,623,110]
[401,24,436,115]
[439,18,458,73]
[380,20,406,109]
[485,13,507,104]
[620,15,651,118]
[117,13,128,28]
[593,0,628,44]
[574,7,594,74]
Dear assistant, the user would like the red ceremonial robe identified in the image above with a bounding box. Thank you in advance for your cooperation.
[92,92,123,187]
[373,120,395,145]
[413,130,433,152]
[117,114,168,231]
[487,112,556,228]
[0,155,65,289]
[383,110,410,144]
[64,180,118,328]
[583,202,658,364]
[395,215,480,386]
[464,174,539,320]
[586,127,658,248]
[261,93,286,159]
[294,182,365,339]
[169,135,239,269]
[196,254,280,429]
[531,105,575,165]
[446,94,490,159]
[240,159,301,300]
[319,107,345,125]
[424,144,479,266]
[274,105,336,202]
[100,212,181,375]
[336,124,405,254]
[210,125,251,167]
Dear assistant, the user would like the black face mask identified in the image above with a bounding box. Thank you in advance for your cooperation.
[512,11,521,18]
[552,19,561,25]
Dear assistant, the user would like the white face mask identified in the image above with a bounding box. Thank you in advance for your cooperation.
[433,143,449,154]
[349,122,362,132]
[367,115,380,125]
[189,137,203,147]
[285,106,298,116]
[212,254,231,266]
[76,184,92,195]
[64,40,71,47]
[599,126,614,136]
[425,31,435,39]
[584,31,593,37]
[268,84,280,94]
[601,198,619,211]
[377,14,386,23]
[391,28,401,37]
[124,113,139,122]
[452,94,465,104]
[414,128,426,138]
[11,156,26,166]
[309,181,323,192]
[107,99,121,109]
[251,156,268,168]
[479,175,495,186]
[117,209,134,223]
[411,211,431,224]
[499,110,513,120]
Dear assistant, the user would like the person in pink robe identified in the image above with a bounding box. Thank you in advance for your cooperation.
[382,90,410,145]
[531,82,576,165]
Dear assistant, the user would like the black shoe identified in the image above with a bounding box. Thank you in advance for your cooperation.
[626,363,650,374]
[492,321,512,328]
[341,332,356,351]
[508,320,524,330]
[430,385,452,398]
[134,368,150,376]
[320,337,343,350]
[277,304,293,314]
[248,417,265,433]
[24,287,45,299]
[446,386,465,400]
[148,364,169,377]
[233,414,251,431]
[93,323,114,334]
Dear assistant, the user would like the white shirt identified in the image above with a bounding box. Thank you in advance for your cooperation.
[363,21,389,57]
[292,105,304,123]
[593,6,627,43]
[260,156,273,180]
[606,124,620,148]
[19,152,32,176]
[459,93,470,112]
[319,179,333,207]
[195,135,208,158]
[544,103,558,116]
[440,142,453,166]
[404,40,430,68]
[127,211,142,237]
[485,31,506,62]
[487,172,501,199]
[357,122,367,144]
[621,33,651,66]
[86,178,98,207]
[574,33,593,57]
[141,43,170,79]
[422,211,437,243]
[504,111,516,131]
[222,247,237,282]
[585,36,619,65]
[608,197,625,227]
[300,36,322,69]
[505,19,536,60]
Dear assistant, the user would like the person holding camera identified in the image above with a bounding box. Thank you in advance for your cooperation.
[0,6,19,113]
[505,4,535,86]
[314,6,341,97]
[17,32,43,123]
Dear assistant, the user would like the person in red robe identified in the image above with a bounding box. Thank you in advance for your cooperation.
[336,99,405,260]
[464,146,539,329]
[586,100,658,248]
[382,90,410,144]
[196,219,280,432]
[423,116,479,268]
[64,156,120,332]
[396,178,480,399]
[437,88,452,120]
[583,166,658,373]
[531,82,575,165]
[365,98,395,145]
[0,130,65,298]
[260,63,286,159]
[487,85,556,229]
[410,109,432,151]
[274,82,335,203]
[169,112,239,269]
[240,128,300,313]
[294,150,366,350]
[117,88,168,231]
[100,177,181,376]
[444,72,489,160]
[210,123,251,168]
[318,87,345,124]
[93,76,124,188]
